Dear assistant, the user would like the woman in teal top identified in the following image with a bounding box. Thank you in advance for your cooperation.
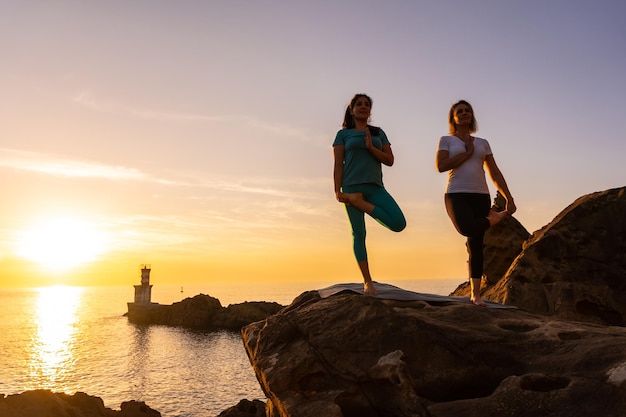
[333,93,406,295]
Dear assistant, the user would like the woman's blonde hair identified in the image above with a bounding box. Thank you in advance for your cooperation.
[448,99,478,135]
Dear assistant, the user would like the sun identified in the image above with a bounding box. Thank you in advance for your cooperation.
[15,217,109,271]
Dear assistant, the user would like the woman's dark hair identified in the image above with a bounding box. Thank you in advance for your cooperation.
[342,93,380,135]
[342,93,373,129]
[448,99,478,134]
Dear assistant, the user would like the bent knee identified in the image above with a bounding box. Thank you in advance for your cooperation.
[390,218,407,233]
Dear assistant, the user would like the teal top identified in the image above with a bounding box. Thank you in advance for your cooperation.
[333,127,389,188]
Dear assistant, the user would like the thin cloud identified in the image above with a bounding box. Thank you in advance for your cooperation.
[175,173,329,200]
[72,91,222,122]
[72,91,315,141]
[0,148,146,180]
[0,148,328,202]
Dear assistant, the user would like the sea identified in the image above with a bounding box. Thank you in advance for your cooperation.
[0,278,461,417]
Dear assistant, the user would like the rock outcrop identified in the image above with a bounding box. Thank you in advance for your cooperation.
[238,187,626,416]
[242,290,626,417]
[127,294,284,330]
[488,187,626,325]
[453,186,626,326]
[217,399,267,417]
[0,390,160,417]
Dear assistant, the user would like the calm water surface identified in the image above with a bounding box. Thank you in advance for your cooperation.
[0,279,459,417]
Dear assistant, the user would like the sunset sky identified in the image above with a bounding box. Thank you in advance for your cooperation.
[1,1,625,288]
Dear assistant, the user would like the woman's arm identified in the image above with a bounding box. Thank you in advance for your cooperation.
[484,154,516,214]
[333,145,345,202]
[368,144,395,166]
[364,128,394,166]
[436,138,474,172]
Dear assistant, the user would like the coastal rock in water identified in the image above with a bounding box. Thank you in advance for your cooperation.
[127,294,284,330]
[118,400,162,417]
[0,390,160,417]
[485,186,626,325]
[217,399,266,417]
[242,290,626,417]
[217,302,285,330]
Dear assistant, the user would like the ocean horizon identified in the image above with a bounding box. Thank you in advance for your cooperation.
[0,278,462,416]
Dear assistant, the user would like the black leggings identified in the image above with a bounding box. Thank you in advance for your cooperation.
[444,193,491,279]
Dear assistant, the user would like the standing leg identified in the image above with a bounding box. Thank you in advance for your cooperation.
[360,187,405,295]
[358,260,377,295]
[470,278,485,307]
[445,193,493,306]
[344,202,377,295]
[343,185,406,295]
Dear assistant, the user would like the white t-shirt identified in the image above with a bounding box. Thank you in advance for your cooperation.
[437,135,492,194]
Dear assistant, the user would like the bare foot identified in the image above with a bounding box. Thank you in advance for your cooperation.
[487,209,508,226]
[341,192,375,214]
[363,281,378,296]
[470,295,487,307]
[341,192,364,206]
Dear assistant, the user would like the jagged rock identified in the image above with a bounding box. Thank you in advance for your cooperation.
[118,400,162,417]
[217,302,286,330]
[484,186,626,325]
[127,294,284,330]
[0,390,160,417]
[216,399,266,417]
[242,290,626,417]
[451,187,626,326]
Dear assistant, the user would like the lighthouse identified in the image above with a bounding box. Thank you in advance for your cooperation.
[133,264,153,304]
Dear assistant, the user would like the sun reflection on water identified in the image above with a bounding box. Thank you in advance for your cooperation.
[30,286,83,388]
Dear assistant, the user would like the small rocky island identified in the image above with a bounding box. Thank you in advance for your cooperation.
[125,265,284,330]
[126,293,283,330]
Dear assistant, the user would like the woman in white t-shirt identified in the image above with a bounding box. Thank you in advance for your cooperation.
[436,100,516,306]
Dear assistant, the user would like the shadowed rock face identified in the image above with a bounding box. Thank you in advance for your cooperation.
[216,399,266,417]
[486,187,626,325]
[242,291,626,417]
[453,186,626,326]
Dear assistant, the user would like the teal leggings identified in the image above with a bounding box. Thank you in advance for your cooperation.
[342,184,406,262]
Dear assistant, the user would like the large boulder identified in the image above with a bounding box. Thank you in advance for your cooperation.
[216,399,266,417]
[485,186,626,325]
[218,302,286,330]
[127,294,284,330]
[242,291,626,417]
[0,390,160,417]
